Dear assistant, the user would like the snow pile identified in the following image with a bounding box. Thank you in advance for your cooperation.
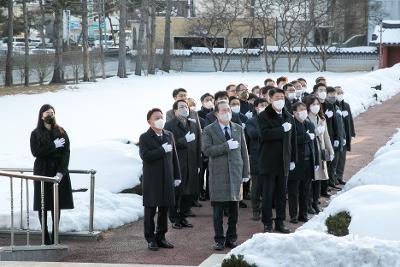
[229,230,400,267]
[0,66,399,232]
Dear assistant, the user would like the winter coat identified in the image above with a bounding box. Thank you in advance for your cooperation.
[322,102,346,151]
[337,100,356,151]
[139,128,181,207]
[244,114,261,175]
[202,121,250,202]
[30,128,74,211]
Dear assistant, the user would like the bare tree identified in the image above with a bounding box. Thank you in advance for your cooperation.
[5,0,14,86]
[147,0,156,74]
[82,0,90,81]
[23,0,29,86]
[135,0,147,76]
[98,0,106,79]
[33,54,53,85]
[39,0,46,48]
[117,0,127,78]
[161,0,172,72]
[50,0,65,84]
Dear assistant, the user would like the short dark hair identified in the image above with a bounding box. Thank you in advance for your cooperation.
[291,80,301,85]
[229,96,240,104]
[254,98,268,107]
[248,93,258,101]
[315,76,326,84]
[297,78,306,83]
[200,93,213,102]
[215,100,229,113]
[236,83,245,92]
[313,83,326,93]
[261,86,275,95]
[214,90,229,100]
[172,99,187,110]
[292,102,306,111]
[251,85,260,93]
[225,84,236,91]
[147,108,163,120]
[283,83,294,91]
[326,86,336,94]
[269,88,285,98]
[264,78,275,85]
[172,88,187,98]
[277,76,288,84]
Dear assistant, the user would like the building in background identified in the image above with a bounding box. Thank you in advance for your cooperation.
[370,20,400,68]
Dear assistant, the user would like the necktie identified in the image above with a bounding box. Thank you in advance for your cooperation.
[224,126,231,141]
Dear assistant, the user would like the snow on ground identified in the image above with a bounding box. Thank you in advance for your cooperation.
[228,121,400,266]
[0,64,400,232]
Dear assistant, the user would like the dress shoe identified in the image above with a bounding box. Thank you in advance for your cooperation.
[298,216,309,222]
[275,222,291,234]
[184,210,196,217]
[172,222,182,229]
[213,242,224,251]
[263,224,273,233]
[225,241,237,249]
[192,200,202,207]
[321,192,331,198]
[199,195,207,201]
[289,217,298,224]
[329,184,342,190]
[180,218,193,228]
[338,180,346,185]
[244,192,251,200]
[251,211,261,221]
[157,239,174,249]
[148,241,159,251]
[239,201,247,208]
[312,204,321,214]
[308,205,316,214]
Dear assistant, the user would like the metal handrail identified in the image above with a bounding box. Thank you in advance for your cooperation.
[0,171,60,248]
[0,168,97,234]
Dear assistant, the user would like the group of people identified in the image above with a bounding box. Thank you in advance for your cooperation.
[139,75,355,251]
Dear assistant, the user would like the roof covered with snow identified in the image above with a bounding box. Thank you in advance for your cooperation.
[370,20,400,45]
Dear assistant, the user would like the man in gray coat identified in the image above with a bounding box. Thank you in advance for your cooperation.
[202,101,250,251]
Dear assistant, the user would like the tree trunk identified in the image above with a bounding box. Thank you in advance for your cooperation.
[82,0,90,81]
[98,0,106,79]
[5,0,13,87]
[147,0,156,75]
[117,0,127,78]
[39,0,46,48]
[161,0,172,72]
[50,1,65,84]
[135,0,147,76]
[107,15,116,45]
[23,0,29,86]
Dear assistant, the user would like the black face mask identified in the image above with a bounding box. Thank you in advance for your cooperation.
[44,116,55,125]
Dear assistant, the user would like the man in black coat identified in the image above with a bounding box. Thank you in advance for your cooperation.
[335,86,356,185]
[139,108,181,251]
[287,102,319,224]
[258,88,297,233]
[245,98,268,221]
[165,100,202,229]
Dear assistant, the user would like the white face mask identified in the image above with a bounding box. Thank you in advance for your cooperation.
[310,104,320,114]
[297,110,308,121]
[318,92,327,100]
[288,93,296,100]
[154,119,165,130]
[204,101,214,110]
[296,90,303,98]
[273,99,285,111]
[337,94,344,102]
[231,106,240,114]
[257,107,266,114]
[179,108,189,118]
[302,86,307,92]
[219,112,232,122]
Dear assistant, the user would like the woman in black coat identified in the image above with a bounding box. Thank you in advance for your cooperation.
[30,104,73,244]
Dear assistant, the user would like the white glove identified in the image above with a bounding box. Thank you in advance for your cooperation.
[242,123,246,129]
[227,139,239,150]
[343,139,347,146]
[185,132,196,143]
[307,130,315,140]
[245,111,253,119]
[289,162,296,171]
[162,143,173,153]
[54,138,65,148]
[336,109,342,116]
[242,178,250,183]
[329,154,335,161]
[333,140,339,147]
[315,165,320,171]
[54,172,63,183]
[174,180,181,187]
[188,118,197,123]
[316,125,326,135]
[282,122,292,132]
[325,110,333,118]
[342,111,349,118]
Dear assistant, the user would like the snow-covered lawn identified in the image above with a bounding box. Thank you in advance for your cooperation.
[0,64,400,232]
[228,127,400,266]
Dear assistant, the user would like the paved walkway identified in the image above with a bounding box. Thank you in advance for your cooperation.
[57,94,400,265]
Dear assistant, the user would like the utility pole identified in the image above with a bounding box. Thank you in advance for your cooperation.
[378,19,384,69]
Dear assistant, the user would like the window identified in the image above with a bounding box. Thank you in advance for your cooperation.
[243,38,263,48]
[174,37,225,49]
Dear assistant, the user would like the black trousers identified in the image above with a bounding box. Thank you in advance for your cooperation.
[287,160,313,219]
[310,180,321,207]
[169,194,193,223]
[336,149,347,182]
[261,173,287,226]
[211,201,238,244]
[144,206,168,243]
[199,159,210,199]
[38,209,60,244]
[328,150,340,185]
[251,174,263,213]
